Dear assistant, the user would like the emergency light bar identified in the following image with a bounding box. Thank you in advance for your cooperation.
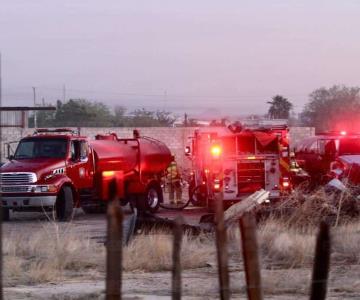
[34,128,79,135]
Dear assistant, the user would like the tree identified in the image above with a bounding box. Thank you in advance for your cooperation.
[112,105,128,127]
[53,99,113,127]
[128,108,176,127]
[155,110,176,127]
[300,85,360,132]
[267,95,293,119]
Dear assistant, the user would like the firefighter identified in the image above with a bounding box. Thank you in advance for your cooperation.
[166,156,183,204]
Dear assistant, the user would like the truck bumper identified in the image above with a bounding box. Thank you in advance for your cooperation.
[1,195,57,210]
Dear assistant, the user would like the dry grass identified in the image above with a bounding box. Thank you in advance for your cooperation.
[228,217,360,269]
[3,223,105,286]
[258,187,360,227]
[3,224,215,287]
[123,231,214,271]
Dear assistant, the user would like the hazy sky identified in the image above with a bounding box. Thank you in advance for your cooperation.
[1,0,360,116]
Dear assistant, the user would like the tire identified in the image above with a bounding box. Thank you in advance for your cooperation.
[2,208,10,222]
[55,186,74,222]
[145,184,162,213]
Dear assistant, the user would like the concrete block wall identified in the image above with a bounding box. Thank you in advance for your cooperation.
[0,126,315,166]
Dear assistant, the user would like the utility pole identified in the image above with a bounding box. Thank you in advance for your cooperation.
[63,84,66,102]
[32,87,37,128]
[163,90,167,110]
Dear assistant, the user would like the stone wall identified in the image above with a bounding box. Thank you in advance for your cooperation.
[0,126,315,165]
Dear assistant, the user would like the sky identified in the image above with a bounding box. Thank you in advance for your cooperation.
[1,0,360,117]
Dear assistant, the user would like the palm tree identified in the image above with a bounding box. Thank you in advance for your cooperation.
[267,95,293,119]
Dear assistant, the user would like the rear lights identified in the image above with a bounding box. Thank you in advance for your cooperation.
[282,177,290,188]
[213,179,221,191]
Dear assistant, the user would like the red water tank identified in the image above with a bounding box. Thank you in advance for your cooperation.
[138,137,172,174]
[90,136,172,175]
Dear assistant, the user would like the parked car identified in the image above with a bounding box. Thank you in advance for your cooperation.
[294,132,360,186]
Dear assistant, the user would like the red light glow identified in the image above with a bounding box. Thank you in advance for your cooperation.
[210,145,222,157]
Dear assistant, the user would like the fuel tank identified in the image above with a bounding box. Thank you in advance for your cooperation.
[90,135,172,175]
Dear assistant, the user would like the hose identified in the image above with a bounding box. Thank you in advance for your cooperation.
[159,180,192,211]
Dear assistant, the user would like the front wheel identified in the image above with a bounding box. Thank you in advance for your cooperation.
[55,186,74,221]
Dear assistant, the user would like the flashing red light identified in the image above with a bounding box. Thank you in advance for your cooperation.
[340,131,347,136]
[210,145,222,157]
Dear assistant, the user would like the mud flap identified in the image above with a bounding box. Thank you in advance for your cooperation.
[122,201,137,245]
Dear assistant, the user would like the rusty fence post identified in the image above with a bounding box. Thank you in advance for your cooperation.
[239,212,263,300]
[106,180,123,300]
[172,216,183,300]
[310,222,331,300]
[214,193,230,300]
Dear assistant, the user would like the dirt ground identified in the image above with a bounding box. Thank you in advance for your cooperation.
[4,264,360,299]
[3,208,360,299]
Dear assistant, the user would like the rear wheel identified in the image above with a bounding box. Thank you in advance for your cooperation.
[145,185,162,213]
[190,185,207,207]
[55,186,74,221]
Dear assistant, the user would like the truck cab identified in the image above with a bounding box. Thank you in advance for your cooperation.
[0,129,94,221]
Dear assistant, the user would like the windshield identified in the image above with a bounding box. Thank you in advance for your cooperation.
[339,138,360,155]
[14,138,68,159]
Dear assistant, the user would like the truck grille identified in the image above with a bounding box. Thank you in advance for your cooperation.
[237,161,265,194]
[0,173,37,185]
[1,186,33,193]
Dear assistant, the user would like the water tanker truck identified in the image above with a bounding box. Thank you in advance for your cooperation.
[0,128,172,221]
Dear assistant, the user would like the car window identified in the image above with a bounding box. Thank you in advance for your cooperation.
[80,141,88,160]
[308,141,318,152]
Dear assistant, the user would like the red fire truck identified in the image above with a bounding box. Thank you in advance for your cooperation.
[0,129,171,221]
[185,121,292,210]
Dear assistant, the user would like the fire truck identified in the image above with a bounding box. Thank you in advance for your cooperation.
[185,120,292,210]
[0,129,172,221]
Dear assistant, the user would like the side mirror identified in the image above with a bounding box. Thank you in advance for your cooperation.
[185,146,191,156]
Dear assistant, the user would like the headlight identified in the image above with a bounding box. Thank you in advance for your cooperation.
[33,185,57,193]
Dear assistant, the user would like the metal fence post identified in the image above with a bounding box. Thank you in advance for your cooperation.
[106,179,123,300]
[172,216,183,300]
[239,212,263,300]
[214,193,230,300]
[310,221,331,300]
